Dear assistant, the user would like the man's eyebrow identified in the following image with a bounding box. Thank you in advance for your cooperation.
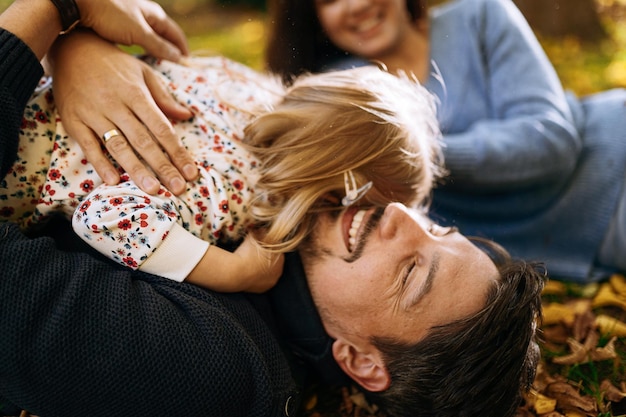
[407,253,440,309]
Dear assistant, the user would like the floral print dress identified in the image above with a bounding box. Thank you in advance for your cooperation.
[0,56,281,281]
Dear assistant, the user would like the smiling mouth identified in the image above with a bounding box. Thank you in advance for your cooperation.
[353,13,382,34]
[348,209,367,252]
[344,207,385,260]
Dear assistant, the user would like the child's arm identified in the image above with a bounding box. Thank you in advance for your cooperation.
[73,179,283,292]
[186,234,285,293]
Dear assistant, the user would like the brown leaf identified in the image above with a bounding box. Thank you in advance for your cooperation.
[513,408,535,417]
[589,336,617,361]
[545,382,598,415]
[542,324,571,344]
[349,391,379,415]
[572,310,596,342]
[341,386,354,415]
[532,363,560,392]
[600,379,626,403]
[551,329,616,365]
[564,411,588,417]
[552,338,589,365]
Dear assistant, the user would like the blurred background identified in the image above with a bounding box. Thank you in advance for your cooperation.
[0,0,625,94]
[0,1,625,415]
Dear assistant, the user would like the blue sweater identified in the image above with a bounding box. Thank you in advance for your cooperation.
[426,0,626,281]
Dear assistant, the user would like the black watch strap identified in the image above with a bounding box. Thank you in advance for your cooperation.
[49,0,81,34]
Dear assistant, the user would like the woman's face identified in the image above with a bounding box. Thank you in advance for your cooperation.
[314,0,416,60]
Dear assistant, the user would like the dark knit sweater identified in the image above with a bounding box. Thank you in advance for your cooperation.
[0,28,299,417]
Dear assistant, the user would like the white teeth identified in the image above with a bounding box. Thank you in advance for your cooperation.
[349,210,366,251]
[355,16,379,33]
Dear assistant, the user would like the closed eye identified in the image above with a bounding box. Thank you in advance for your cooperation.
[429,223,458,237]
[403,260,416,286]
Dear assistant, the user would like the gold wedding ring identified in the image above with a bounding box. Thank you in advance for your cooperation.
[102,129,122,143]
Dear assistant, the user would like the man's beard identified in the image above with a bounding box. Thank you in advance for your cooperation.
[297,206,385,264]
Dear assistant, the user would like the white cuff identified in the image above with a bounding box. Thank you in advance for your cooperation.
[140,223,209,282]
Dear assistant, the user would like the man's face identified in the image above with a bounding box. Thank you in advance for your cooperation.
[300,202,499,346]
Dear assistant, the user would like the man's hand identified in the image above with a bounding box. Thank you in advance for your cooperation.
[47,31,198,194]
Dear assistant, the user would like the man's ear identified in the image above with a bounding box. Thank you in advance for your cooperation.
[331,339,391,392]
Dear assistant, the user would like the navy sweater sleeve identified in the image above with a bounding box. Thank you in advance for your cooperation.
[0,28,297,417]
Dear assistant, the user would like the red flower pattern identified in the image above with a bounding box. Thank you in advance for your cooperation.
[118,219,132,230]
[2,57,263,274]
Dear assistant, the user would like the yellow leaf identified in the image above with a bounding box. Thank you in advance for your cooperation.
[609,273,626,297]
[543,280,568,295]
[534,393,557,414]
[595,314,626,337]
[542,300,591,326]
[592,283,626,311]
[543,303,577,326]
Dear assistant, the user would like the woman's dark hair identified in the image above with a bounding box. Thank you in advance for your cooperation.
[266,0,427,82]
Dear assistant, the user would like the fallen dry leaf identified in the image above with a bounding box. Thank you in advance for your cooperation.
[545,381,598,415]
[543,302,578,326]
[572,309,596,341]
[543,300,593,326]
[593,283,626,311]
[596,314,626,337]
[552,338,590,365]
[600,379,626,403]
[526,389,558,414]
[589,336,617,361]
[564,411,588,417]
[539,411,565,417]
[609,274,626,297]
[543,280,569,296]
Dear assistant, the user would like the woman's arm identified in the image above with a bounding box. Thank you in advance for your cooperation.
[434,0,583,191]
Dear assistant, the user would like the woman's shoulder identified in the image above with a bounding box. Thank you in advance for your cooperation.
[431,0,516,21]
[431,0,525,35]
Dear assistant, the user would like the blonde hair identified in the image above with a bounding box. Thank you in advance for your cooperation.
[244,66,445,252]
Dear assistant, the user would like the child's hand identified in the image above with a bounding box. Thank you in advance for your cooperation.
[185,235,284,293]
[233,235,285,293]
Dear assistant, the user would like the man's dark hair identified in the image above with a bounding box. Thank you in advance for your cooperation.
[368,244,545,417]
[266,0,427,82]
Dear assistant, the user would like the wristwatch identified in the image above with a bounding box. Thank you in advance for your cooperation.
[49,0,81,34]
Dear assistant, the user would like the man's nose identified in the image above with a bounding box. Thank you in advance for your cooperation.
[380,203,429,242]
